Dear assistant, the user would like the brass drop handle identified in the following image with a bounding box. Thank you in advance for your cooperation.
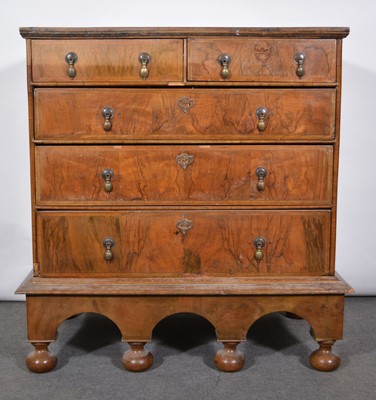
[103,237,115,262]
[102,169,114,193]
[256,107,268,132]
[65,52,78,79]
[217,54,231,79]
[102,107,114,131]
[253,237,265,263]
[139,52,151,80]
[255,167,267,192]
[294,52,305,78]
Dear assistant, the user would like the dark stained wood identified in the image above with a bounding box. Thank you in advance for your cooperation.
[20,27,350,39]
[31,39,183,84]
[309,340,341,371]
[26,343,57,373]
[35,145,333,207]
[34,88,336,141]
[188,38,337,83]
[36,210,331,277]
[215,342,245,372]
[122,343,153,372]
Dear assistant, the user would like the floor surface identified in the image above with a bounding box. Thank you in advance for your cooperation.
[0,297,375,400]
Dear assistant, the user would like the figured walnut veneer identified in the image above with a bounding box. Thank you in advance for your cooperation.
[17,27,351,373]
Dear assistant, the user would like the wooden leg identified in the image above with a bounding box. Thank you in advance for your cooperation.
[122,342,153,372]
[26,342,57,373]
[215,342,245,372]
[310,340,340,372]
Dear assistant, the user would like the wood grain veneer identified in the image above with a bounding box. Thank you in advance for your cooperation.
[34,88,335,141]
[18,27,350,374]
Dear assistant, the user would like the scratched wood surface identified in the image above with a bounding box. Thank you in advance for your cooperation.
[34,88,336,141]
[17,273,353,295]
[188,38,337,82]
[31,39,183,84]
[35,145,333,206]
[36,210,331,277]
[20,27,350,39]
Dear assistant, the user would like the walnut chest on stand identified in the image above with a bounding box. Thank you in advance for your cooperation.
[17,27,351,373]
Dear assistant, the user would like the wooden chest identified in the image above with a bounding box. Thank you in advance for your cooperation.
[17,27,351,373]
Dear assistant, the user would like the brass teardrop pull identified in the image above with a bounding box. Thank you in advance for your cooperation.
[102,107,114,131]
[253,237,265,263]
[139,52,151,80]
[65,52,78,79]
[217,54,231,80]
[102,169,114,193]
[256,107,268,132]
[255,167,267,192]
[103,237,115,262]
[294,52,305,78]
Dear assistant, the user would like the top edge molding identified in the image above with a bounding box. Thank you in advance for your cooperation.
[19,27,350,39]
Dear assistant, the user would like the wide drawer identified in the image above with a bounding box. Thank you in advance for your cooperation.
[37,210,331,277]
[31,39,183,84]
[188,38,337,83]
[35,145,333,207]
[34,88,336,142]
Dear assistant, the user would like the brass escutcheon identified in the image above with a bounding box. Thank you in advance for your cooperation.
[177,97,195,113]
[176,153,194,170]
[176,218,193,236]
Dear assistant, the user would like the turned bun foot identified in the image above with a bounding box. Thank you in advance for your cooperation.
[122,342,153,372]
[26,343,57,373]
[215,342,245,372]
[310,340,341,372]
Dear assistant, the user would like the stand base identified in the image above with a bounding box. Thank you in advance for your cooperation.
[17,274,351,373]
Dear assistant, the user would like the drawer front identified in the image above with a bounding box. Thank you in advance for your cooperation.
[31,39,183,84]
[37,210,331,277]
[35,145,333,206]
[34,88,335,141]
[188,38,337,83]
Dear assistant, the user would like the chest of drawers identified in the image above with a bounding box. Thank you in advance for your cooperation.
[17,27,351,373]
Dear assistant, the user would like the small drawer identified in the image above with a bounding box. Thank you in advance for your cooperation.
[188,38,337,83]
[34,88,335,141]
[35,145,333,207]
[37,210,331,277]
[31,39,183,84]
